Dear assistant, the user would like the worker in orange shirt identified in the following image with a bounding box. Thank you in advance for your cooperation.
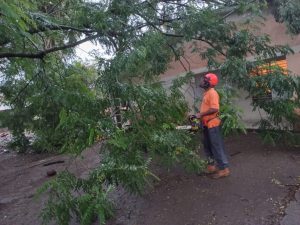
[197,73,230,179]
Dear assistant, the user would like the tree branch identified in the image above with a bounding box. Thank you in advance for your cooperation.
[28,24,96,35]
[161,32,227,57]
[0,34,100,59]
[134,11,227,57]
[167,43,188,71]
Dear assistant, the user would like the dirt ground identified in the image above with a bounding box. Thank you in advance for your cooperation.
[0,131,300,225]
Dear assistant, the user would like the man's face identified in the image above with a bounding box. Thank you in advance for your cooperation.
[199,76,210,89]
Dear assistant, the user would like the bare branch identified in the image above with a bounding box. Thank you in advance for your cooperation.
[181,54,191,71]
[47,0,64,15]
[28,24,96,35]
[160,32,227,57]
[0,34,100,59]
[134,11,227,57]
[167,43,188,71]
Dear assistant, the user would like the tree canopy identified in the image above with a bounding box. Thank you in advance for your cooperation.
[270,0,300,34]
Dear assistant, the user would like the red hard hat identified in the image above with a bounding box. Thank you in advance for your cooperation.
[205,73,218,86]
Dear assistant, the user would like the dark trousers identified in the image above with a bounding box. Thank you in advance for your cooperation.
[202,126,229,170]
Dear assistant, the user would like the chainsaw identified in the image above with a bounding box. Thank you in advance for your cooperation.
[176,115,202,132]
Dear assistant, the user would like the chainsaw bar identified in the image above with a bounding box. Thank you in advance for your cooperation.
[176,125,192,130]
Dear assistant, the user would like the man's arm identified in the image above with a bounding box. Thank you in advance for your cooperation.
[196,108,218,119]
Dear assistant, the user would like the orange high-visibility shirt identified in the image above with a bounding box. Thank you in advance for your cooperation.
[200,88,221,128]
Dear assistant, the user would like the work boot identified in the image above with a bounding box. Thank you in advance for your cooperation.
[206,165,218,174]
[212,168,230,179]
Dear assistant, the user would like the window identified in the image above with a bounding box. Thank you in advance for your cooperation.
[251,56,288,102]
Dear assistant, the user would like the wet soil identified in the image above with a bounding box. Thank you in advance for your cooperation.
[0,132,299,225]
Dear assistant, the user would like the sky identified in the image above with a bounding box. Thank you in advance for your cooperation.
[76,41,98,62]
[75,40,112,63]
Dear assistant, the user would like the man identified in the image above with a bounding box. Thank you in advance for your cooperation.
[197,73,230,179]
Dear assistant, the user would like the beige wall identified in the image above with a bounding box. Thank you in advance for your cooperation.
[161,42,208,79]
[254,14,300,46]
[287,52,300,75]
[160,11,300,128]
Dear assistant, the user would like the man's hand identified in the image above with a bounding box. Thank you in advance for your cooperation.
[196,112,202,119]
